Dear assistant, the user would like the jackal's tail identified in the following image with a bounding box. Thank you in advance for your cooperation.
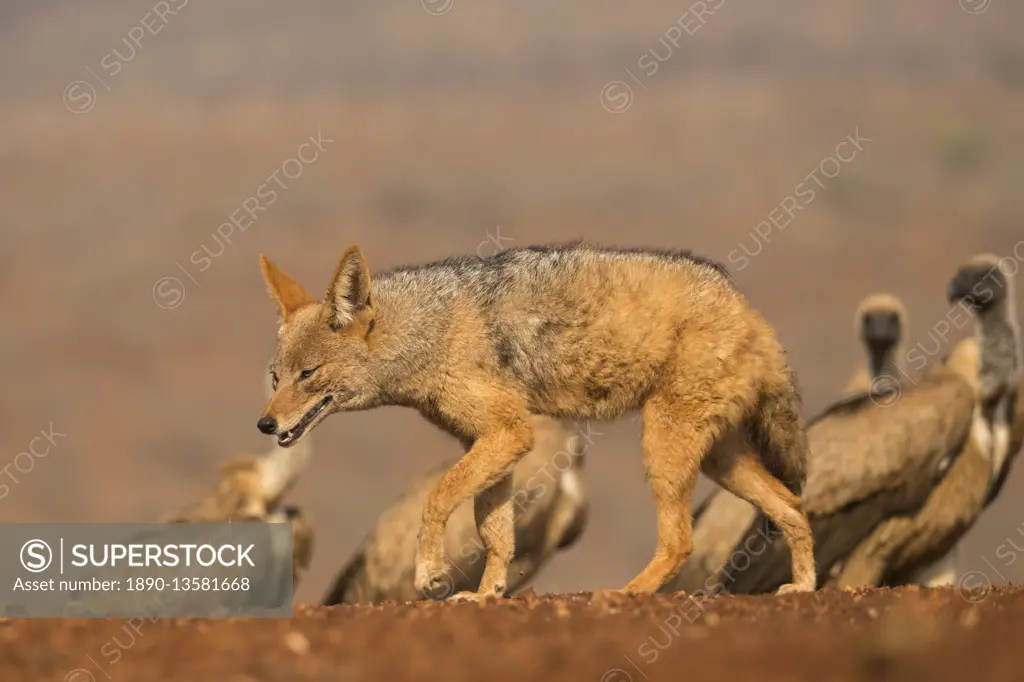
[744,371,808,496]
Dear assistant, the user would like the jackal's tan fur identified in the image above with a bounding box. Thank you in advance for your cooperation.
[259,242,815,598]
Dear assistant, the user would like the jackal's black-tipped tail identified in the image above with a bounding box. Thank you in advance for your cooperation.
[745,372,808,496]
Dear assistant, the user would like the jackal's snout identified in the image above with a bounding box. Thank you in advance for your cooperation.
[259,391,335,448]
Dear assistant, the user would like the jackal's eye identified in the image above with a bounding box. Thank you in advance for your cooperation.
[299,366,319,381]
[270,372,278,390]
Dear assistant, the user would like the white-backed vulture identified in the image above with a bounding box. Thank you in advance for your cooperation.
[844,294,909,395]
[877,254,1020,586]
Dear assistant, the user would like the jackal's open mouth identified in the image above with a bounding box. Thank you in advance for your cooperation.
[277,396,333,447]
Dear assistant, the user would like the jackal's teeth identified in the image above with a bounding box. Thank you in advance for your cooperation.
[277,396,333,448]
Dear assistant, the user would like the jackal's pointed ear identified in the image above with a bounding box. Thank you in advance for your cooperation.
[260,254,317,323]
[324,245,373,330]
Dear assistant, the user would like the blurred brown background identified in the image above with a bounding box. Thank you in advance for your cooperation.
[1,1,1022,602]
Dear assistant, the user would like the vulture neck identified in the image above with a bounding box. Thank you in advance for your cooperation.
[972,294,1021,489]
[867,341,903,383]
[974,297,1020,404]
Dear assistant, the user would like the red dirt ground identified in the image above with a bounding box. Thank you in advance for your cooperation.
[1,586,1019,682]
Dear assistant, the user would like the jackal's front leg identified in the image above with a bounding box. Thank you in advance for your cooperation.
[415,423,533,600]
[447,474,515,602]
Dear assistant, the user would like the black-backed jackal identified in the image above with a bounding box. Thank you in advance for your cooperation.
[257,243,815,599]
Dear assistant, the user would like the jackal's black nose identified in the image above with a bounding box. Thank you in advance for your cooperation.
[257,417,278,434]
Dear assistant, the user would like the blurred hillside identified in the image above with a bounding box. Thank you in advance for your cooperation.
[1,0,1023,601]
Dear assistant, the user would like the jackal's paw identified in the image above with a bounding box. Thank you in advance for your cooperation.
[414,562,456,601]
[775,582,815,596]
[448,589,502,604]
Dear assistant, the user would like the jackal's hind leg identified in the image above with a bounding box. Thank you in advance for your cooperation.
[622,395,708,593]
[702,434,816,594]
